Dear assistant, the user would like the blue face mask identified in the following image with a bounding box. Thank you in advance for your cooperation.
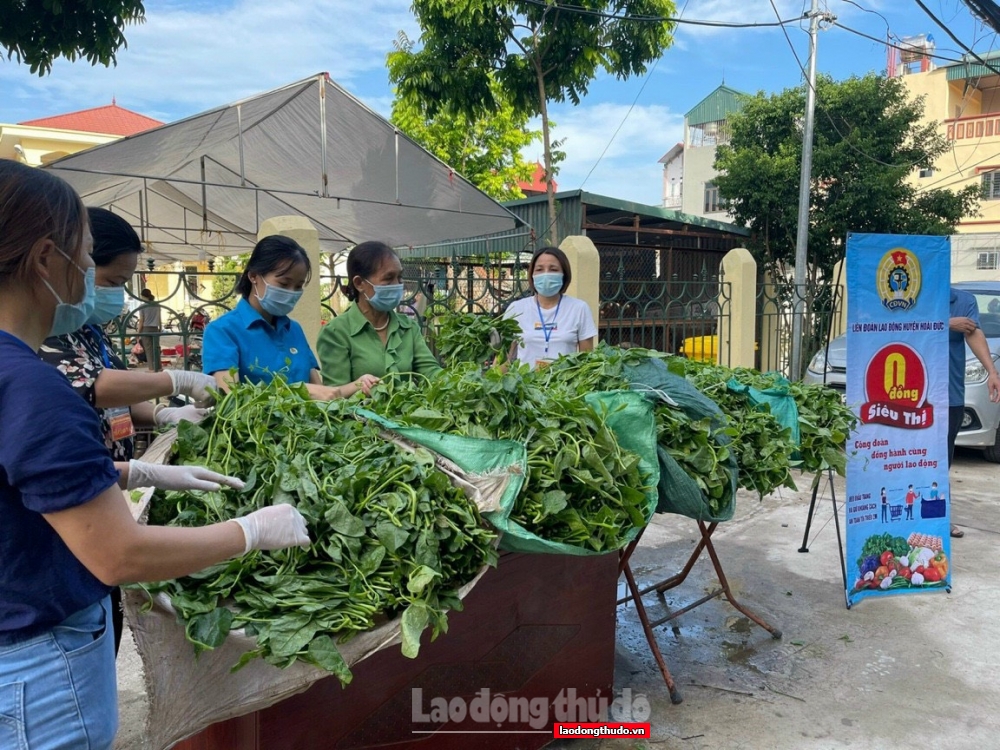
[44,250,96,337]
[533,272,564,298]
[255,280,303,317]
[87,285,126,325]
[365,281,404,312]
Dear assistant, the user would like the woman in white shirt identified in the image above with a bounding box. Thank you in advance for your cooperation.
[503,246,598,369]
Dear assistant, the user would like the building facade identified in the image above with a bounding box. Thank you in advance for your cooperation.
[658,84,749,221]
[897,44,1000,235]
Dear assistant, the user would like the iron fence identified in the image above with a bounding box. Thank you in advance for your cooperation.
[104,269,241,371]
[596,242,731,361]
[756,279,843,379]
[105,255,843,377]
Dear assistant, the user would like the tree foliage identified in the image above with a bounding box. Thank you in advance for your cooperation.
[714,74,981,277]
[390,37,542,202]
[0,0,145,76]
[388,0,676,242]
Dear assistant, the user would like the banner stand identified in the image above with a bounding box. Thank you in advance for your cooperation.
[797,469,851,608]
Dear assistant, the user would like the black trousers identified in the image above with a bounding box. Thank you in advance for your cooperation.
[948,405,965,468]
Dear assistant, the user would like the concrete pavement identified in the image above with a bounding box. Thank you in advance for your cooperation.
[553,447,1000,749]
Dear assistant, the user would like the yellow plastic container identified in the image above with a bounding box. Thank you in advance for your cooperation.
[680,335,718,363]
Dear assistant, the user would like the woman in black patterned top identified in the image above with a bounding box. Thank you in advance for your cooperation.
[38,207,241,655]
[38,209,217,460]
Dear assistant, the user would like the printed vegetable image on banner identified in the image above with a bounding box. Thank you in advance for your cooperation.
[845,234,951,607]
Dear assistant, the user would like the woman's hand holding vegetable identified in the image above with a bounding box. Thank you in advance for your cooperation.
[126,460,245,492]
[231,504,311,553]
[305,374,380,401]
[351,374,380,396]
[154,404,208,426]
[166,369,217,407]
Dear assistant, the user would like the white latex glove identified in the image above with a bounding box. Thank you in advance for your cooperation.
[154,404,208,427]
[231,504,311,554]
[166,370,216,406]
[127,460,246,492]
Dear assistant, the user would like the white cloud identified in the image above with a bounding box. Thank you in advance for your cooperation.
[675,0,806,38]
[0,0,416,122]
[526,101,684,206]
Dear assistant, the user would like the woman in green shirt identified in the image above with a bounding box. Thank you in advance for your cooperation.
[317,241,442,385]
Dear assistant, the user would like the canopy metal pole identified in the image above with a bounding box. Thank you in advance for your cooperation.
[319,75,329,198]
[395,130,400,203]
[139,179,147,244]
[790,0,823,381]
[200,157,209,234]
[236,104,246,187]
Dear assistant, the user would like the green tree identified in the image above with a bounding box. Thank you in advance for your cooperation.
[388,0,676,243]
[0,0,145,75]
[390,37,542,202]
[714,73,981,278]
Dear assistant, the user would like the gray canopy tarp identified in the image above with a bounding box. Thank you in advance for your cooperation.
[44,74,522,262]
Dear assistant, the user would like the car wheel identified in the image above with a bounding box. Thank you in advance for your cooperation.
[983,425,1000,463]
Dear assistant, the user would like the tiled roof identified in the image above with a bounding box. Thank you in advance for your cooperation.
[517,162,557,194]
[19,102,163,137]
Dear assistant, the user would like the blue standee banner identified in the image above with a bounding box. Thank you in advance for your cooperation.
[845,234,951,607]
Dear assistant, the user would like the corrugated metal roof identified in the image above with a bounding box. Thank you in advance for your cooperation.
[946,49,1000,80]
[685,85,750,127]
[947,62,1000,80]
[403,189,749,258]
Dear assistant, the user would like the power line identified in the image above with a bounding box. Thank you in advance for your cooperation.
[915,145,1000,192]
[518,0,807,27]
[961,0,1000,32]
[914,0,1000,75]
[579,58,661,190]
[769,1,933,170]
[579,0,696,190]
[833,21,971,65]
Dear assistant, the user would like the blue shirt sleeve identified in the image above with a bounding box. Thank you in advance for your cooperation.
[201,316,241,377]
[290,321,319,373]
[2,359,119,513]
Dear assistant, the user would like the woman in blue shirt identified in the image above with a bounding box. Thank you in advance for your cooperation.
[0,159,312,749]
[202,236,376,399]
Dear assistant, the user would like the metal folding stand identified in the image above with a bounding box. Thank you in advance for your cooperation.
[797,468,849,602]
[617,519,783,706]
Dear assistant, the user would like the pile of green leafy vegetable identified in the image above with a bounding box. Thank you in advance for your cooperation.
[141,378,498,684]
[680,366,796,498]
[431,311,523,368]
[539,345,855,501]
[366,362,652,552]
[537,348,740,514]
[683,361,856,478]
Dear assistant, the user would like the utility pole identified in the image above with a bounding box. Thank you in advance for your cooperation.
[789,0,834,380]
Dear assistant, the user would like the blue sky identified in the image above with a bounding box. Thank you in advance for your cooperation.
[0,0,994,206]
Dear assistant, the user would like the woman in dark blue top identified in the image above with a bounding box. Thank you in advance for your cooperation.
[0,160,312,749]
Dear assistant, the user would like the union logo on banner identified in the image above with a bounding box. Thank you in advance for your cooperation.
[877,248,921,311]
[861,343,934,429]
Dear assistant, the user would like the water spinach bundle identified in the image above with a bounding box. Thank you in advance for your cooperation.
[432,311,523,368]
[142,378,498,684]
[540,346,855,502]
[366,363,652,553]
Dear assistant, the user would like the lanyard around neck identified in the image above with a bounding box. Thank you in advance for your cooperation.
[88,325,112,368]
[535,296,562,354]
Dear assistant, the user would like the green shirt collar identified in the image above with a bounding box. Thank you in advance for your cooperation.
[343,303,417,336]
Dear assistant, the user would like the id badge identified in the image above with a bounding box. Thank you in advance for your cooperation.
[107,406,135,442]
[535,358,555,370]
